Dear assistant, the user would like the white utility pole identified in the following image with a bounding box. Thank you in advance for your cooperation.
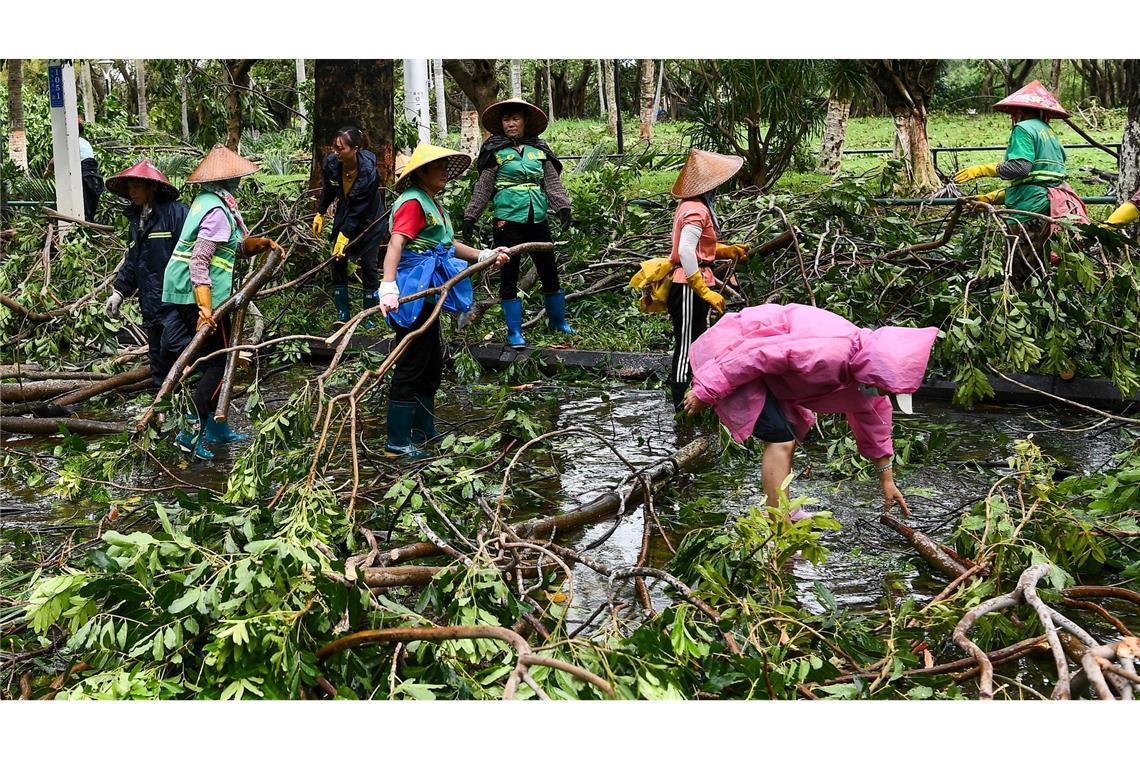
[403,58,431,147]
[432,59,447,142]
[295,59,307,126]
[48,60,85,232]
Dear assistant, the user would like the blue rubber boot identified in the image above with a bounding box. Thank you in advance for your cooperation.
[332,285,351,327]
[175,422,215,461]
[362,290,379,329]
[501,298,526,347]
[544,290,575,335]
[385,399,429,459]
[411,394,439,445]
[204,418,250,445]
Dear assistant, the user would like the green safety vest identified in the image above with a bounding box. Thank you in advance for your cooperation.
[1004,118,1067,217]
[390,187,455,252]
[162,192,243,307]
[492,145,549,224]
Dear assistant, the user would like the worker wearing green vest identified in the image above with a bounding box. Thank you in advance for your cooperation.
[380,143,509,459]
[953,81,1089,258]
[159,145,283,460]
[463,99,574,348]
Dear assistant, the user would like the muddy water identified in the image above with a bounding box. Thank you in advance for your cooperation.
[1,371,1128,634]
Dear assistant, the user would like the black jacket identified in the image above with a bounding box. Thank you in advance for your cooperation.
[114,197,189,325]
[318,149,388,256]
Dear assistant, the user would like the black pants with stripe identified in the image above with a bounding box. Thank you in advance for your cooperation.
[666,282,710,408]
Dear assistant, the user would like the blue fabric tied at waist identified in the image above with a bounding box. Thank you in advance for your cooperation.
[389,243,472,328]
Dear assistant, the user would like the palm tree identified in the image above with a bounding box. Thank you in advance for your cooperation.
[818,60,869,175]
[6,59,27,172]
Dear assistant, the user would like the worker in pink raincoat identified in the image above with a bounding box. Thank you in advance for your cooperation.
[682,303,939,518]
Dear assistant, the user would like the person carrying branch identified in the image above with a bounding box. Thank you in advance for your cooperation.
[634,148,752,410]
[380,143,509,459]
[104,160,189,387]
[952,81,1088,267]
[313,126,388,328]
[462,98,574,347]
[159,145,283,460]
[682,303,939,519]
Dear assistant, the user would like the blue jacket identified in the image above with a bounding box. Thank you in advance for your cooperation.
[114,198,189,325]
[318,149,388,257]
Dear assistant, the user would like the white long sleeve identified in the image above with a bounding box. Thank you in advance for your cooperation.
[678,223,702,278]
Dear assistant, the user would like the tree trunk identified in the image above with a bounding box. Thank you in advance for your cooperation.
[179,66,190,140]
[459,92,480,158]
[545,60,554,122]
[1051,59,1063,93]
[295,59,308,127]
[134,59,149,129]
[596,59,606,118]
[603,59,618,137]
[865,60,941,194]
[223,59,255,152]
[510,60,522,99]
[433,59,448,142]
[442,60,500,114]
[1119,60,1140,207]
[113,60,139,122]
[79,61,95,123]
[817,95,852,175]
[638,59,655,141]
[6,59,27,171]
[652,60,665,126]
[89,62,107,119]
[892,107,940,192]
[310,59,396,199]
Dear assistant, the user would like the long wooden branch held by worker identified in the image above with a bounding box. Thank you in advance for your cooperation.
[212,303,248,422]
[135,248,285,432]
[879,513,974,580]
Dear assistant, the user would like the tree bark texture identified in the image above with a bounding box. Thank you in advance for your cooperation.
[79,61,95,123]
[443,60,500,115]
[510,60,522,99]
[1119,59,1140,205]
[223,59,255,152]
[6,59,27,171]
[549,60,592,118]
[545,60,555,122]
[817,95,852,175]
[309,59,396,196]
[638,59,655,141]
[865,60,941,194]
[134,59,149,130]
[603,59,618,137]
[179,66,190,140]
[432,59,447,141]
[459,93,480,158]
[295,59,308,126]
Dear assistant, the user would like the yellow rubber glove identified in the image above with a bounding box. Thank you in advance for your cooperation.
[1104,201,1139,227]
[953,163,1000,184]
[969,188,1006,205]
[715,243,749,262]
[311,213,324,236]
[686,271,725,315]
[332,233,349,259]
[193,284,215,332]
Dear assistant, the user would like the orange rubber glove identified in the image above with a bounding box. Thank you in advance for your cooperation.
[193,284,215,332]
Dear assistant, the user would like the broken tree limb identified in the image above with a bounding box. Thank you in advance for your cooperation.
[0,379,89,404]
[380,436,712,566]
[879,513,972,579]
[1062,119,1119,161]
[46,367,150,409]
[0,366,112,382]
[136,247,285,432]
[884,201,964,257]
[0,417,127,437]
[213,302,248,422]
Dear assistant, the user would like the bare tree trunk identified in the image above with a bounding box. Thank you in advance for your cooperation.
[179,67,190,140]
[1051,59,1063,93]
[892,108,940,192]
[652,60,665,126]
[865,60,941,195]
[1119,60,1140,206]
[459,92,480,158]
[545,60,554,122]
[433,58,448,142]
[603,59,618,137]
[510,60,522,99]
[6,59,27,172]
[79,61,95,123]
[295,58,307,127]
[638,59,655,141]
[817,95,852,175]
[596,59,606,118]
[134,59,149,129]
[223,59,255,152]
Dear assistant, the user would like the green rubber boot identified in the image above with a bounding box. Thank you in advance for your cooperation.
[385,399,429,459]
[362,290,379,329]
[175,421,215,461]
[204,418,250,445]
[332,285,351,327]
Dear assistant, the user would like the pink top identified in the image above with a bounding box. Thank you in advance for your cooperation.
[689,303,939,459]
[1132,187,1140,206]
[670,199,717,285]
[189,208,232,287]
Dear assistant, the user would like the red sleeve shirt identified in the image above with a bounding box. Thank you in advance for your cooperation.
[391,202,427,240]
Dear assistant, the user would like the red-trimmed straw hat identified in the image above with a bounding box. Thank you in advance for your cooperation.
[480,98,549,137]
[993,80,1069,119]
[186,144,260,184]
[105,159,180,201]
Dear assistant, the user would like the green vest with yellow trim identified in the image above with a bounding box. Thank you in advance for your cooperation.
[162,192,243,307]
[492,145,549,224]
[1004,118,1067,216]
[389,187,454,253]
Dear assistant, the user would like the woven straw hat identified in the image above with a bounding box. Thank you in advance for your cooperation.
[671,149,744,198]
[186,144,260,184]
[993,80,1069,119]
[480,98,549,137]
[393,143,472,193]
[106,159,179,201]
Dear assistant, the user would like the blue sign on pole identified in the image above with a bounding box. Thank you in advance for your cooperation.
[48,65,64,108]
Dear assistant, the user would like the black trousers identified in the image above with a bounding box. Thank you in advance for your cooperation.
[389,303,443,402]
[492,219,559,300]
[750,394,795,443]
[330,242,381,291]
[145,322,171,388]
[159,304,231,421]
[667,282,710,386]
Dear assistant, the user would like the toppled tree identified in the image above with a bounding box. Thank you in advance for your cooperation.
[863,59,943,194]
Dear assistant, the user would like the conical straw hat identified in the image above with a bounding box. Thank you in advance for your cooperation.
[186,144,260,184]
[480,98,549,137]
[671,149,744,199]
[106,159,179,201]
[993,80,1069,119]
[393,143,472,193]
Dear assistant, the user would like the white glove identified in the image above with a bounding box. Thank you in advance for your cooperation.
[104,290,125,318]
[378,281,400,315]
[478,247,510,267]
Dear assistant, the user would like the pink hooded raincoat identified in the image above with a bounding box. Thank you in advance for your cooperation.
[689,304,939,460]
